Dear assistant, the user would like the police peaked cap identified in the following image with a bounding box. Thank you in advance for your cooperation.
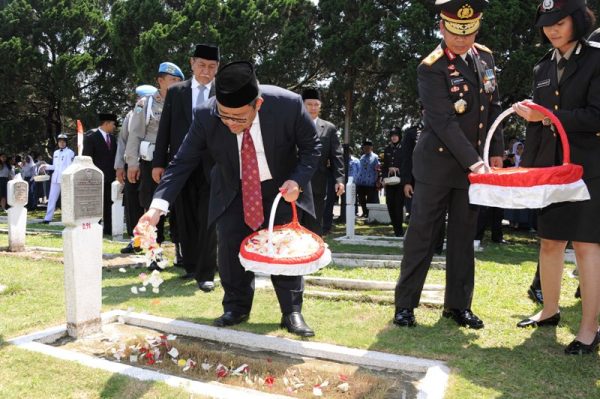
[535,0,587,27]
[362,138,373,146]
[389,127,402,137]
[192,44,220,61]
[436,0,488,35]
[302,88,321,101]
[57,133,69,140]
[215,61,260,108]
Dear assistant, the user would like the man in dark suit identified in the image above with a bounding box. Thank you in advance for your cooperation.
[153,44,219,291]
[300,88,344,236]
[382,127,405,237]
[393,0,504,329]
[83,113,118,236]
[140,61,321,336]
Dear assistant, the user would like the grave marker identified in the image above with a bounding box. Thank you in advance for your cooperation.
[61,156,103,338]
[345,177,356,238]
[111,180,125,239]
[7,174,28,252]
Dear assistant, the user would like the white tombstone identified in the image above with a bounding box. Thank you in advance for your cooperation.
[345,177,356,238]
[7,174,28,252]
[61,156,104,338]
[111,180,125,239]
[366,203,391,224]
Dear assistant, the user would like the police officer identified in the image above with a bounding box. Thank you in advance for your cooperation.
[116,85,156,253]
[382,127,405,237]
[125,62,184,265]
[393,0,504,329]
[41,133,75,223]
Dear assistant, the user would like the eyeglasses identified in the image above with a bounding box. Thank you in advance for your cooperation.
[215,106,255,124]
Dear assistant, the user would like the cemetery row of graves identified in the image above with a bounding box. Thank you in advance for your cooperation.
[0,159,599,398]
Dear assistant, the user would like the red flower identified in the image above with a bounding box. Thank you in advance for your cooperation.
[339,374,349,382]
[265,375,275,387]
[216,364,229,378]
[144,351,155,365]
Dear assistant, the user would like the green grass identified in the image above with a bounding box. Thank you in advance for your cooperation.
[1,225,599,399]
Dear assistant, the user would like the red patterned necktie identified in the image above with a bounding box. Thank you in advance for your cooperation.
[241,128,264,230]
[105,134,111,150]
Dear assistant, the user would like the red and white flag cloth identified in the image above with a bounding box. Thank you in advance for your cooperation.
[468,103,590,209]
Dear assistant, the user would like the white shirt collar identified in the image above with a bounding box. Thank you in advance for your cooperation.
[192,77,212,91]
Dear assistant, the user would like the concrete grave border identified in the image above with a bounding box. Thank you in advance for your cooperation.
[9,310,450,399]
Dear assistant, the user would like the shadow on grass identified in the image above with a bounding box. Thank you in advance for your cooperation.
[372,309,599,398]
[99,372,155,399]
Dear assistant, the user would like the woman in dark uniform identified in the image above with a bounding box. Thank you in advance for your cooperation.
[513,0,600,355]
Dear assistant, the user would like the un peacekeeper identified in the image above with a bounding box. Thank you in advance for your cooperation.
[117,85,157,253]
[393,0,504,329]
[125,62,184,264]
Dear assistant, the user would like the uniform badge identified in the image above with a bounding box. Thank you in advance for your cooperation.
[451,86,460,93]
[454,99,467,114]
[483,69,496,93]
[543,0,554,11]
[448,64,456,71]
[134,106,143,113]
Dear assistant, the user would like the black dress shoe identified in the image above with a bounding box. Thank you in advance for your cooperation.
[280,312,315,337]
[214,312,249,327]
[528,285,544,304]
[393,308,416,327]
[120,242,142,254]
[575,285,581,299]
[517,312,560,328]
[442,309,484,329]
[147,261,163,272]
[197,281,215,292]
[564,332,600,355]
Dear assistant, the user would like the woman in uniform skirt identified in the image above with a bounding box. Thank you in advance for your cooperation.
[512,0,600,355]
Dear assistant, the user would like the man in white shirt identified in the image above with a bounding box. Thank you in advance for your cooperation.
[41,133,75,223]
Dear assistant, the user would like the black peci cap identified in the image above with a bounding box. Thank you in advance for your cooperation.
[301,88,321,101]
[192,44,220,61]
[97,113,117,123]
[362,138,373,146]
[215,61,260,108]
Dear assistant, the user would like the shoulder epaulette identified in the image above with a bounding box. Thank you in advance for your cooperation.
[421,47,444,66]
[474,43,492,53]
[587,40,600,49]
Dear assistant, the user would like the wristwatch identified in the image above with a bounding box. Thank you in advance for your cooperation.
[542,117,552,126]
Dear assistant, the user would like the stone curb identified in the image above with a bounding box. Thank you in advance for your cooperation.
[332,253,446,269]
[305,276,444,292]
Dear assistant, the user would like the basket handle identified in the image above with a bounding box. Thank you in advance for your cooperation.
[267,191,299,256]
[483,101,570,166]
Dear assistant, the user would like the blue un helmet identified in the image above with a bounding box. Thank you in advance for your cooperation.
[135,85,158,97]
[158,62,184,80]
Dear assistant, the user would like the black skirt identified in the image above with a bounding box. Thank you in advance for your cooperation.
[538,177,600,243]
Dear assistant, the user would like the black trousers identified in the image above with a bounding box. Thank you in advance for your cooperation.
[102,181,112,235]
[174,166,217,282]
[322,173,336,233]
[122,164,144,237]
[356,185,379,216]
[475,206,503,242]
[395,181,479,309]
[385,184,405,236]
[301,189,325,236]
[216,181,304,315]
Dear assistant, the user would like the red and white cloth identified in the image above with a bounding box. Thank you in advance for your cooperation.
[468,103,590,209]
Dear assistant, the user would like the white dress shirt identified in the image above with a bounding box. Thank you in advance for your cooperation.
[236,114,272,182]
[192,77,213,110]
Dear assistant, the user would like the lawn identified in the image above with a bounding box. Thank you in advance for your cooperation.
[0,222,598,399]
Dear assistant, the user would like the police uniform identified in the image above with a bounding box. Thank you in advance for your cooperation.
[521,42,600,242]
[382,129,405,237]
[394,0,503,328]
[43,135,75,222]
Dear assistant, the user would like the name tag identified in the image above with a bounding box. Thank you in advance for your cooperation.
[451,77,465,85]
[536,79,551,88]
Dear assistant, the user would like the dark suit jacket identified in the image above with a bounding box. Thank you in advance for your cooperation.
[153,79,215,179]
[414,41,504,189]
[310,117,344,195]
[520,41,600,179]
[82,129,117,182]
[400,125,419,186]
[154,85,322,226]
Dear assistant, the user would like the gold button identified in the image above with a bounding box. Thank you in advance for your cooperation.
[554,105,559,110]
[478,140,482,146]
[480,88,483,93]
[555,90,559,96]
[438,147,444,152]
[479,123,484,129]
[480,105,485,111]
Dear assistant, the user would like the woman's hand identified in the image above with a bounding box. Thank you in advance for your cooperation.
[512,101,545,123]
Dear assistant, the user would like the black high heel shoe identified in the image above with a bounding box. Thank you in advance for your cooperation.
[516,312,560,328]
[564,331,600,355]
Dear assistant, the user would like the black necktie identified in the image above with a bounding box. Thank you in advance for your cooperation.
[557,57,568,70]
[465,53,475,72]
